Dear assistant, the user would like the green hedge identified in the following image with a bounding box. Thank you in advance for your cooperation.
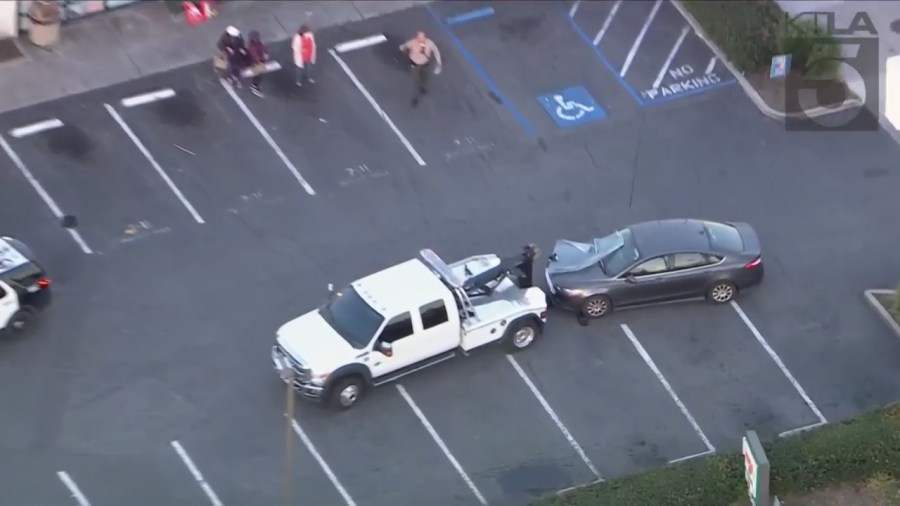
[681,0,841,79]
[532,403,900,506]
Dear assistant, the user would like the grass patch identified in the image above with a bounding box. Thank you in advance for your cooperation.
[532,404,900,506]
[892,285,900,322]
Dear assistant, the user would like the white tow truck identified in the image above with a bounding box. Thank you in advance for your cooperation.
[272,245,548,410]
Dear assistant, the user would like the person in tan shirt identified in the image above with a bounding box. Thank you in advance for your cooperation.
[399,31,443,106]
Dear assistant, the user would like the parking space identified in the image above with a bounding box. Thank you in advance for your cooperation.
[330,6,526,165]
[514,315,712,479]
[0,101,199,255]
[620,302,824,448]
[425,1,636,139]
[296,384,482,506]
[396,349,597,505]
[225,36,421,196]
[569,0,736,105]
[107,66,318,223]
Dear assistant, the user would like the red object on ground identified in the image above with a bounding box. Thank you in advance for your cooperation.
[200,0,216,19]
[182,1,208,26]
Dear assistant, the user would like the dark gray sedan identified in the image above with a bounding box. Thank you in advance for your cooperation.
[545,219,764,318]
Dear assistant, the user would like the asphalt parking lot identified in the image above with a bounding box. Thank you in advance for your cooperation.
[2,1,900,506]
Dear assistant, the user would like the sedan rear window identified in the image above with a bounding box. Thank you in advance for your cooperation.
[703,222,744,254]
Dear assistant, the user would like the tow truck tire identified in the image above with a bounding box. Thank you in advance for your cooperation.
[325,376,366,411]
[2,308,36,339]
[504,318,542,352]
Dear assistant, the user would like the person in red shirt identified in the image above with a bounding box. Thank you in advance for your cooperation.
[292,25,317,87]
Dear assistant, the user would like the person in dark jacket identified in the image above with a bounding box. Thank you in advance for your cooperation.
[246,30,269,97]
[217,26,247,87]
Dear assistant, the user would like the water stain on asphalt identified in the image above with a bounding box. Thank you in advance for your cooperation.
[154,90,205,127]
[627,438,667,468]
[496,461,573,498]
[46,124,95,161]
[498,15,545,44]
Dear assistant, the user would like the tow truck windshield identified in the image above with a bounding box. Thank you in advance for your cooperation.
[318,286,385,349]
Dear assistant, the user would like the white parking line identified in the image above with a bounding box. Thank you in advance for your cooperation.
[620,324,716,456]
[396,384,488,505]
[506,355,603,480]
[569,0,581,18]
[291,419,358,506]
[0,134,93,254]
[56,471,91,506]
[220,81,317,195]
[334,34,387,54]
[10,118,64,138]
[730,301,828,426]
[104,103,205,224]
[705,56,717,75]
[779,420,827,438]
[121,88,176,108]
[329,49,427,167]
[592,0,622,45]
[170,440,223,506]
[653,25,691,89]
[620,0,662,77]
[668,448,714,464]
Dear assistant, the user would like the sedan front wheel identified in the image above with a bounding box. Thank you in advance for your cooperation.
[581,295,611,318]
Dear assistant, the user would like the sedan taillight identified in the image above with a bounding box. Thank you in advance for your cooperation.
[744,257,762,269]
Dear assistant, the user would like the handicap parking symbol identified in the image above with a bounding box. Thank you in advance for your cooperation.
[537,86,607,128]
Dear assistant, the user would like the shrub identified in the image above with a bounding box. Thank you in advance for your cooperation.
[681,0,841,79]
[532,404,900,506]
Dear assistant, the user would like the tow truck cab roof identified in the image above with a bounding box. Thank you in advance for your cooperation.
[351,258,450,316]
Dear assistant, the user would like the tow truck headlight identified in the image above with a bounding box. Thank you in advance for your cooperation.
[310,372,330,385]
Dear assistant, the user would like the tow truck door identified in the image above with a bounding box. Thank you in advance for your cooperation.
[0,280,19,329]
[369,298,459,376]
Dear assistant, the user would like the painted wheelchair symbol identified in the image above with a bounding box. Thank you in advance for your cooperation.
[553,94,596,121]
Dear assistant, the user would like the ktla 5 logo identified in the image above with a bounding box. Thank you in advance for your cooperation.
[783,11,879,131]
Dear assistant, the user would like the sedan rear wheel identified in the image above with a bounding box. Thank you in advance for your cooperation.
[581,295,611,318]
[708,281,736,304]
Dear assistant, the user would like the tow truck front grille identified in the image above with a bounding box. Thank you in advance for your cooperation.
[272,344,311,382]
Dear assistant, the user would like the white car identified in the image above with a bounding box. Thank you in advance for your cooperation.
[272,245,548,410]
[0,236,51,336]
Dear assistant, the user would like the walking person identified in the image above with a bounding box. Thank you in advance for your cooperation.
[292,25,317,87]
[246,30,270,97]
[399,31,442,106]
[217,25,247,87]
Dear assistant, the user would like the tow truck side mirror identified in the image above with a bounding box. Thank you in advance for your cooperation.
[377,341,393,357]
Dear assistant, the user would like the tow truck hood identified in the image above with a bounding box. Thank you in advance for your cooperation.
[276,311,356,370]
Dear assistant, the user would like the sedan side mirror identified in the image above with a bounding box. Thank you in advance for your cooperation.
[378,341,393,357]
[624,274,637,283]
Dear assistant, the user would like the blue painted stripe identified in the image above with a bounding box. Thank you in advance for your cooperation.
[446,7,495,26]
[558,3,646,106]
[642,79,737,106]
[426,4,537,139]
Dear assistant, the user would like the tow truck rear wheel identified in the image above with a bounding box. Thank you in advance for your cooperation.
[326,376,366,411]
[504,318,542,352]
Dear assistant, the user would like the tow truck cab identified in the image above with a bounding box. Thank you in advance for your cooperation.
[272,245,547,410]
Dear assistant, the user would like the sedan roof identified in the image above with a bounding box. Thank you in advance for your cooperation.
[629,219,713,258]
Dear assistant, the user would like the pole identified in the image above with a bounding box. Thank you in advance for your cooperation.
[284,376,295,506]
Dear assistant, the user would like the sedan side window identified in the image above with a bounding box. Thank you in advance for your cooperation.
[379,313,414,344]
[671,253,711,271]
[629,257,668,276]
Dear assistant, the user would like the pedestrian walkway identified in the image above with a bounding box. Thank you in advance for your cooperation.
[0,0,428,115]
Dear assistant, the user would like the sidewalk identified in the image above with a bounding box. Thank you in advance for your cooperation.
[0,0,427,115]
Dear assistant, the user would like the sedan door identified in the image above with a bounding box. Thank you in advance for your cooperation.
[614,256,672,306]
[662,252,721,299]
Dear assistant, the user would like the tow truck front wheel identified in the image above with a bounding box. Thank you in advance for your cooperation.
[504,319,542,352]
[326,376,366,411]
